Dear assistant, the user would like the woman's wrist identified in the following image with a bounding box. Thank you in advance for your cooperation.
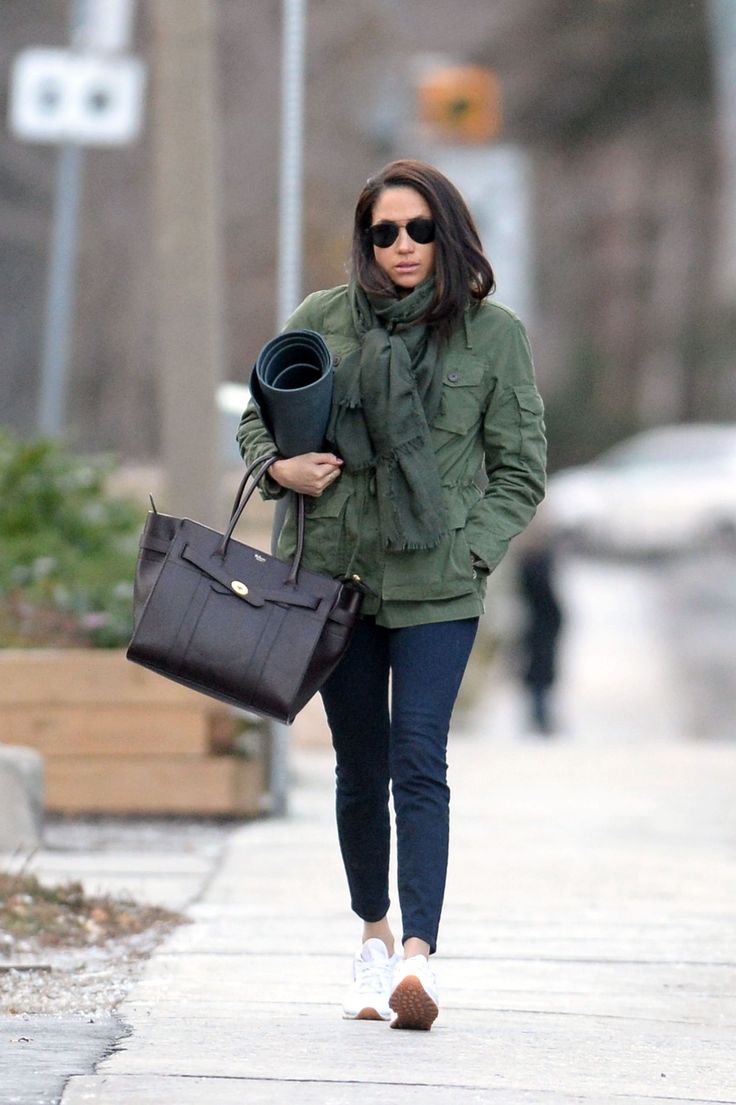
[270,457,289,487]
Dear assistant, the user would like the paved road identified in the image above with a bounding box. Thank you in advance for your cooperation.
[56,558,736,1104]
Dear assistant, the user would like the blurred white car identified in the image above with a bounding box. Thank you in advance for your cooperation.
[217,381,251,464]
[545,424,736,555]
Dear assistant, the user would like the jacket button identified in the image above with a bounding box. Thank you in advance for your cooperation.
[447,371,459,382]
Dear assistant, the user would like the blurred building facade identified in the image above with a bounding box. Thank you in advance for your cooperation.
[0,0,729,466]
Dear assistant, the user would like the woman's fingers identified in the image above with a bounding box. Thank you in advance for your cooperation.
[270,453,343,495]
[311,453,342,466]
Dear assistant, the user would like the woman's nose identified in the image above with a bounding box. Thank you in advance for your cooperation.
[396,228,414,252]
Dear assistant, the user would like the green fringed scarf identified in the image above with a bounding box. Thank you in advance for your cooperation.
[326,277,449,551]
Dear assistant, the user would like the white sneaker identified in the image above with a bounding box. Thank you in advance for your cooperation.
[389,955,439,1030]
[342,938,401,1021]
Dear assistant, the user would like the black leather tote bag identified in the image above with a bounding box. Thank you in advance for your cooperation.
[126,453,362,723]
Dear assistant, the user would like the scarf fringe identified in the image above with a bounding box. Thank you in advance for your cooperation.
[336,394,363,410]
[385,531,449,552]
[391,436,425,460]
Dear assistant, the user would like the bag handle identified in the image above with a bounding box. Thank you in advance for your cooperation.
[215,452,306,586]
[223,451,279,532]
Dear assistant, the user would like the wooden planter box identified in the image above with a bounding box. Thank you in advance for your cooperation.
[0,650,265,816]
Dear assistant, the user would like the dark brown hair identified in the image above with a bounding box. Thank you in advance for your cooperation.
[351,159,495,339]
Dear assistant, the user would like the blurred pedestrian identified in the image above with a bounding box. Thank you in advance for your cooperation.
[238,159,546,1029]
[516,517,564,734]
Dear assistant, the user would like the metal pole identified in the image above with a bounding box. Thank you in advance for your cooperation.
[270,0,307,817]
[38,0,89,436]
[38,142,84,435]
[276,0,306,328]
[708,0,736,302]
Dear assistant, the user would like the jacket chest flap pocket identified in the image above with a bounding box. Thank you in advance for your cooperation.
[431,357,486,436]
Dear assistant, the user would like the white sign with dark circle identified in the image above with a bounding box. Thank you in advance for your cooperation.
[9,48,145,146]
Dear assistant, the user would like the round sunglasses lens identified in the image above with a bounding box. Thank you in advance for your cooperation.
[370,224,399,248]
[408,218,435,244]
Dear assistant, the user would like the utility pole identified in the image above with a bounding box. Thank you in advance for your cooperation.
[37,0,87,438]
[268,0,308,817]
[708,0,736,303]
[277,0,306,329]
[39,129,84,436]
[151,0,223,527]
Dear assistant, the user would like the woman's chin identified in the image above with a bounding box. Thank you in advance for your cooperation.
[392,273,423,294]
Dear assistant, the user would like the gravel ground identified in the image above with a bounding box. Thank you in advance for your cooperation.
[0,932,169,1017]
[1,815,234,1017]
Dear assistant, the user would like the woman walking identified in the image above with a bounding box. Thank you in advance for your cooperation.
[237,159,546,1029]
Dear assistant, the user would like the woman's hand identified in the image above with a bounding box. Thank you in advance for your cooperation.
[270,453,343,496]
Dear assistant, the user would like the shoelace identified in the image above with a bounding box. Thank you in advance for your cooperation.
[354,958,392,994]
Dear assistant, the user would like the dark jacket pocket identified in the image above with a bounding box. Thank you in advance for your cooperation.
[431,360,485,436]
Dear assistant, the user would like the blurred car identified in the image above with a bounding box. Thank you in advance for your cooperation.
[217,381,251,464]
[545,423,736,555]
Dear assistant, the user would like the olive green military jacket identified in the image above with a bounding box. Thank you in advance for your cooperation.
[237,286,546,626]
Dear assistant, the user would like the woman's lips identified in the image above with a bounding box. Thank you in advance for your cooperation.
[395,263,419,273]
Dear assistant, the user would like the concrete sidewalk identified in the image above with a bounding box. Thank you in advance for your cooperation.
[1,557,726,1104]
[58,712,736,1104]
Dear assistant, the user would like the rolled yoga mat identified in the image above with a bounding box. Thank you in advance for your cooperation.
[250,329,334,458]
[249,329,335,553]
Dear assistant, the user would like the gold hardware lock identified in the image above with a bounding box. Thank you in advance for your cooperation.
[351,574,362,583]
[231,580,249,596]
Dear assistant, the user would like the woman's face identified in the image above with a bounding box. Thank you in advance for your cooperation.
[370,186,436,294]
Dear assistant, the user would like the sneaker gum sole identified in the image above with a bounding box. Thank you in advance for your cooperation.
[388,976,439,1031]
[344,1006,388,1022]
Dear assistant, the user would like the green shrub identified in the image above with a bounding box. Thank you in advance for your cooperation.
[0,431,142,648]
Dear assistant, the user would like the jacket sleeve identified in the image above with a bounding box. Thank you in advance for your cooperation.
[463,317,547,573]
[235,403,283,500]
[235,294,322,500]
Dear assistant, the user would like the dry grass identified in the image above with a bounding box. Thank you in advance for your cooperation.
[0,869,184,952]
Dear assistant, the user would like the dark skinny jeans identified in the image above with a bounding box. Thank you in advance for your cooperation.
[319,616,478,955]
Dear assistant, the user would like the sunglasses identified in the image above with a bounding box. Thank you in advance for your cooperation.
[367,217,436,249]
